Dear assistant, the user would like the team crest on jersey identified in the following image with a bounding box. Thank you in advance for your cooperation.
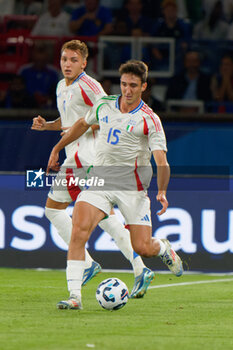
[126,119,136,132]
[100,115,108,123]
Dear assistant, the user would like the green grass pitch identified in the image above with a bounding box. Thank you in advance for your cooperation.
[1,268,233,350]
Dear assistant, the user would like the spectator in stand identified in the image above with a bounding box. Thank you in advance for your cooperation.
[193,0,229,40]
[210,54,233,112]
[63,0,83,15]
[145,0,192,20]
[152,0,192,42]
[69,0,113,36]
[166,50,212,112]
[18,43,59,109]
[150,0,192,73]
[116,0,152,36]
[203,0,233,23]
[108,0,153,68]
[31,0,72,36]
[14,0,43,16]
[4,75,36,108]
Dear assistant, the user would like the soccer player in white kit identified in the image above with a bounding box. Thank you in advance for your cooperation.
[46,59,183,310]
[31,40,154,298]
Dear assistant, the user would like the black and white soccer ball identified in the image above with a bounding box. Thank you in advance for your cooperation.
[96,278,129,310]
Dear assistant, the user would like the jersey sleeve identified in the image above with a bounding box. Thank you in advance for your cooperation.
[84,99,102,125]
[78,76,106,107]
[146,114,167,152]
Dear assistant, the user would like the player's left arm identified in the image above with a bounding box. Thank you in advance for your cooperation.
[146,112,170,215]
[152,150,170,216]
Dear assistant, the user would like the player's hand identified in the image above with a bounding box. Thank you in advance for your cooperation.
[156,193,168,216]
[46,148,60,174]
[60,126,70,136]
[91,124,100,131]
[31,115,47,131]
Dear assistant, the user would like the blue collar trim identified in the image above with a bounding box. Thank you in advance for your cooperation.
[72,71,85,85]
[116,96,144,114]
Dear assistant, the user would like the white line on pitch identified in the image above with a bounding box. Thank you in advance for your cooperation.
[148,278,233,289]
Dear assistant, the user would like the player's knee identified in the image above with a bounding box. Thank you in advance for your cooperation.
[71,223,89,246]
[138,248,151,258]
[133,242,151,258]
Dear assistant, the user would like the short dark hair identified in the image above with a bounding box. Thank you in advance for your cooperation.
[61,40,88,60]
[119,60,148,83]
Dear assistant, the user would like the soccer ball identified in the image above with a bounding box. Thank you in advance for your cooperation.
[96,278,129,311]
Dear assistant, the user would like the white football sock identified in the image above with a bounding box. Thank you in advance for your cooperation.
[45,207,71,245]
[157,239,166,256]
[66,260,86,299]
[98,215,146,276]
[45,207,93,268]
[84,250,94,267]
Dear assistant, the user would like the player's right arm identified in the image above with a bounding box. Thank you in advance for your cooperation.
[46,117,91,174]
[46,97,101,173]
[31,115,62,131]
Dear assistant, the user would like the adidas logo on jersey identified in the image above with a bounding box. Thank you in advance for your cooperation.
[141,215,150,222]
[101,116,108,123]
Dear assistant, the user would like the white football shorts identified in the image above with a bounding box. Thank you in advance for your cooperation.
[76,189,152,226]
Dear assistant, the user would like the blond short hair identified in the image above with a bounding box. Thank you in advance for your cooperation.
[61,40,88,60]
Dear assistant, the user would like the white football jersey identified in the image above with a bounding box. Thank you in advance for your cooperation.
[85,95,167,190]
[85,95,167,166]
[56,72,106,167]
